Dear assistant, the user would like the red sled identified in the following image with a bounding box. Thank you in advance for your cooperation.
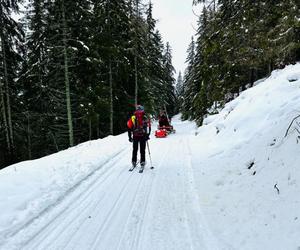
[155,126,175,138]
[158,125,174,132]
[155,129,167,138]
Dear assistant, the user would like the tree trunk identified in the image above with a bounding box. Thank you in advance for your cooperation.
[3,47,14,150]
[96,114,100,138]
[50,132,59,152]
[109,59,114,135]
[134,55,138,106]
[27,112,32,160]
[268,61,273,75]
[249,68,255,87]
[61,0,74,147]
[0,78,10,156]
[1,31,14,158]
[89,117,92,140]
[0,5,12,161]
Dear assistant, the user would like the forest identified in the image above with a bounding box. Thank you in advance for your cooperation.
[179,0,299,124]
[1,0,299,168]
[0,0,177,168]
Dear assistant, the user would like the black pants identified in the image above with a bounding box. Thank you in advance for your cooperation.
[132,139,146,163]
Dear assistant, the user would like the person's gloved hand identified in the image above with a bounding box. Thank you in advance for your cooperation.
[129,137,133,142]
[146,134,150,140]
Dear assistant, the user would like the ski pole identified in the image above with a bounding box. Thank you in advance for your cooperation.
[146,140,154,169]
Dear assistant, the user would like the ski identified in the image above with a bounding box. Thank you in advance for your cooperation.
[129,162,152,173]
[129,162,138,171]
[129,166,136,171]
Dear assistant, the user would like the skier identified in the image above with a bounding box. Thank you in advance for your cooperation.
[127,105,151,169]
[158,112,170,127]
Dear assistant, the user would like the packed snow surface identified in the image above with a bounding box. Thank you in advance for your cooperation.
[0,63,300,249]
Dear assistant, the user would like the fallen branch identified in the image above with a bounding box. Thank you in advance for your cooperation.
[274,183,280,194]
[285,115,300,137]
[247,161,255,169]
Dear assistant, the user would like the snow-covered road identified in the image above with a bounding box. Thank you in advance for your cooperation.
[3,118,220,250]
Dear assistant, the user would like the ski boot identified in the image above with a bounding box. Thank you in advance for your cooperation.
[139,162,146,173]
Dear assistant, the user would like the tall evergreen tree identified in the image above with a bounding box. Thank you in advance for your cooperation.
[92,0,132,135]
[19,0,49,160]
[267,0,300,67]
[183,0,300,125]
[0,0,24,165]
[162,42,176,115]
[143,2,165,113]
[43,0,94,149]
[181,36,196,120]
[175,71,183,98]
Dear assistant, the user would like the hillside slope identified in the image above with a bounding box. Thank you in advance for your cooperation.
[190,63,300,249]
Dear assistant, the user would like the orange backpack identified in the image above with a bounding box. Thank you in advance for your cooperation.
[127,110,150,137]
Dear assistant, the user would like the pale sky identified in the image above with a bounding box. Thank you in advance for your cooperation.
[151,0,202,78]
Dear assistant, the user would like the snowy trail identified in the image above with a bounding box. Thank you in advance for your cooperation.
[2,118,220,250]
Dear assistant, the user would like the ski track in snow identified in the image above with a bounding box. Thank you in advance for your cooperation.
[1,119,220,250]
[6,147,130,249]
[183,138,223,250]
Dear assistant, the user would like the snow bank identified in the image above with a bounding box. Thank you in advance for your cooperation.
[0,134,128,244]
[190,63,300,250]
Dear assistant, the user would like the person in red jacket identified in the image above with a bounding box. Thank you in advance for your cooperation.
[127,105,151,167]
[158,112,170,127]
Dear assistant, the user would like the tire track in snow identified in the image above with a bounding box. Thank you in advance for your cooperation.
[32,149,133,250]
[89,175,145,249]
[177,138,195,250]
[115,172,146,250]
[88,168,146,250]
[183,137,221,250]
[29,191,107,250]
[28,160,127,250]
[5,147,129,250]
[111,143,170,250]
[55,153,136,249]
[26,144,168,250]
[132,145,171,250]
[115,134,193,250]
[131,176,155,250]
[137,136,196,250]
[67,167,136,250]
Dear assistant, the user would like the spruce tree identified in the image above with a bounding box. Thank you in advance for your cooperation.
[181,37,196,120]
[0,0,24,165]
[144,2,165,113]
[175,71,183,98]
[162,42,176,115]
[43,0,94,149]
[19,0,49,160]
